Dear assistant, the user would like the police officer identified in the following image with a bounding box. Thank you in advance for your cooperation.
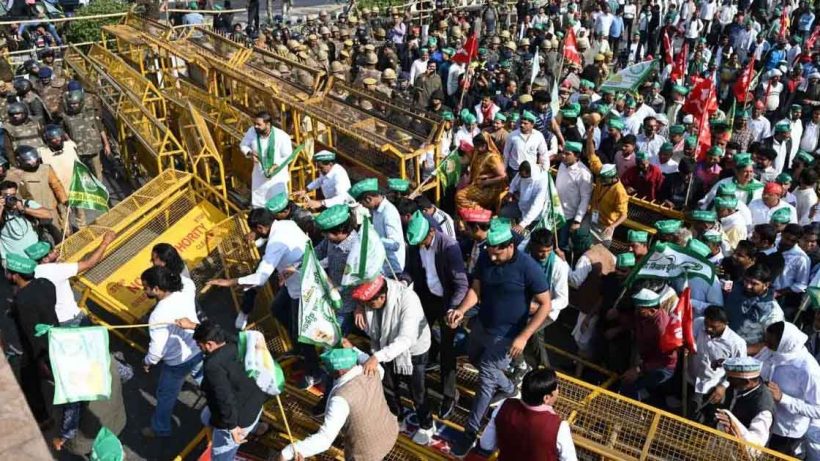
[37,67,64,120]
[6,145,67,236]
[12,78,48,124]
[4,102,44,161]
[37,125,78,199]
[61,90,110,179]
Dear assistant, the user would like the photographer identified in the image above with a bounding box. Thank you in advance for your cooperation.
[0,180,54,262]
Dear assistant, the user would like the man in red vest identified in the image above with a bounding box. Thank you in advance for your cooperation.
[477,368,577,460]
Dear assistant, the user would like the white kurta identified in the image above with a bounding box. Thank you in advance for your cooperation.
[307,163,352,207]
[240,126,293,207]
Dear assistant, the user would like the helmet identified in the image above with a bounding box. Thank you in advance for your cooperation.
[44,124,64,143]
[13,78,31,95]
[7,102,28,123]
[382,68,397,80]
[64,90,84,114]
[23,59,38,74]
[14,145,40,168]
[366,52,378,65]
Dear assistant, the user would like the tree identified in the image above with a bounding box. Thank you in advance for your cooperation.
[64,0,130,45]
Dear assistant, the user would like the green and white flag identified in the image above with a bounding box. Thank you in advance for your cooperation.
[807,287,820,310]
[68,160,110,212]
[36,325,112,404]
[341,218,386,286]
[625,242,716,286]
[530,50,540,85]
[238,330,285,395]
[299,242,342,348]
[437,150,462,190]
[536,173,566,231]
[90,427,123,461]
[599,60,657,94]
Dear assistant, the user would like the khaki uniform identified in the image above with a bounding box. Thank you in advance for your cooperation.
[6,165,66,229]
[4,120,44,161]
[40,79,66,119]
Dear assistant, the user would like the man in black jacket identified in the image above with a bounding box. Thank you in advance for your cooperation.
[186,320,268,460]
[404,211,468,419]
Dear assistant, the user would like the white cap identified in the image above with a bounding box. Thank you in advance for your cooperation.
[683,114,694,124]
[768,69,783,78]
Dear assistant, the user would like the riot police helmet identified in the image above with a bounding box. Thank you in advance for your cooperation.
[14,145,41,169]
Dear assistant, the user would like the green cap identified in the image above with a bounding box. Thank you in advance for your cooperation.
[510,112,520,122]
[24,241,51,261]
[564,141,583,154]
[736,110,750,119]
[6,253,36,274]
[313,150,336,162]
[635,151,649,161]
[265,192,289,214]
[703,229,723,243]
[707,146,724,157]
[462,112,477,124]
[320,348,358,371]
[349,178,379,199]
[443,47,456,55]
[628,230,649,243]
[387,178,410,193]
[661,142,674,152]
[632,288,661,307]
[684,136,697,148]
[791,104,802,113]
[718,182,737,196]
[561,108,579,119]
[580,79,595,89]
[655,219,682,234]
[669,124,685,135]
[406,210,431,245]
[796,150,815,165]
[600,164,617,178]
[608,118,625,131]
[770,207,792,224]
[687,239,711,258]
[689,210,717,222]
[734,153,753,168]
[710,119,729,129]
[315,205,349,231]
[428,37,438,46]
[522,110,537,123]
[486,219,513,246]
[672,84,689,95]
[776,173,792,185]
[441,110,455,121]
[617,252,636,268]
[494,113,507,122]
[774,121,791,134]
[714,196,738,210]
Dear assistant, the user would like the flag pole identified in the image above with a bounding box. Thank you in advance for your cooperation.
[682,348,689,418]
[408,148,457,198]
[58,207,71,260]
[276,394,296,446]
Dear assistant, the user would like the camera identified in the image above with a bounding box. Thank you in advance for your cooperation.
[4,195,18,208]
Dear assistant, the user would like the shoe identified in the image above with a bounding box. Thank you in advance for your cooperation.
[298,374,318,390]
[234,312,248,330]
[411,422,436,446]
[449,431,476,458]
[489,388,520,408]
[438,389,460,420]
[510,362,531,389]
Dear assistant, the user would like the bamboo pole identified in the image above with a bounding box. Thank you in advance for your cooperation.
[275,394,297,449]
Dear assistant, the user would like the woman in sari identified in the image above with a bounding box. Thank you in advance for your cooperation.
[455,132,508,211]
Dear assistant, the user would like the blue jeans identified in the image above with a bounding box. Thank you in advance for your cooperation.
[151,354,203,436]
[201,407,262,461]
[620,367,675,402]
[464,321,514,435]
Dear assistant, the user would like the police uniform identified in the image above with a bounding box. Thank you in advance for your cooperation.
[62,106,106,179]
[6,164,66,229]
[4,120,44,161]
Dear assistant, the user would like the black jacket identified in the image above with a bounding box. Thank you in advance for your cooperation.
[405,230,468,308]
[201,342,268,429]
[13,278,57,362]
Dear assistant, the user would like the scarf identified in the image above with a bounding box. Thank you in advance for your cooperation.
[538,251,556,283]
[365,279,414,375]
[256,130,277,178]
[733,178,764,204]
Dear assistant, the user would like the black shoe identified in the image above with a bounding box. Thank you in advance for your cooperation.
[438,389,460,420]
[489,388,520,408]
[449,431,476,458]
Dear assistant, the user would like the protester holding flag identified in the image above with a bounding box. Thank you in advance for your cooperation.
[403,210,467,420]
[140,265,202,439]
[239,111,294,208]
[503,161,549,233]
[314,205,359,335]
[349,178,406,275]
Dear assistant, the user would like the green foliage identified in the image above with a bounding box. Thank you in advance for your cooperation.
[64,0,130,45]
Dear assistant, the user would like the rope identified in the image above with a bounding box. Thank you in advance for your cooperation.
[0,12,127,26]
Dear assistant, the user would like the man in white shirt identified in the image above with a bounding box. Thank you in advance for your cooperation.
[349,178,405,275]
[801,105,820,153]
[686,306,747,424]
[636,116,668,163]
[25,231,115,326]
[408,48,430,88]
[749,102,771,142]
[278,347,399,460]
[296,150,352,210]
[555,141,592,251]
[479,368,577,460]
[503,110,549,176]
[715,357,775,448]
[748,182,798,226]
[594,4,615,37]
[773,224,811,316]
[506,162,549,233]
[239,111,294,208]
[141,265,202,438]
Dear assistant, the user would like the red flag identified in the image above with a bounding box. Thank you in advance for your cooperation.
[663,30,674,65]
[732,55,756,103]
[695,113,712,161]
[452,34,478,65]
[683,77,717,120]
[779,7,789,39]
[660,297,684,354]
[563,27,583,66]
[670,42,688,82]
[807,26,820,50]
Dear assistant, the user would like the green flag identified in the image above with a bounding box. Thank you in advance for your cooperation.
[298,241,342,348]
[599,60,656,94]
[68,161,110,212]
[437,150,462,189]
[341,218,386,286]
[536,173,566,231]
[808,287,820,310]
[237,330,285,395]
[37,325,112,404]
[90,427,123,461]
